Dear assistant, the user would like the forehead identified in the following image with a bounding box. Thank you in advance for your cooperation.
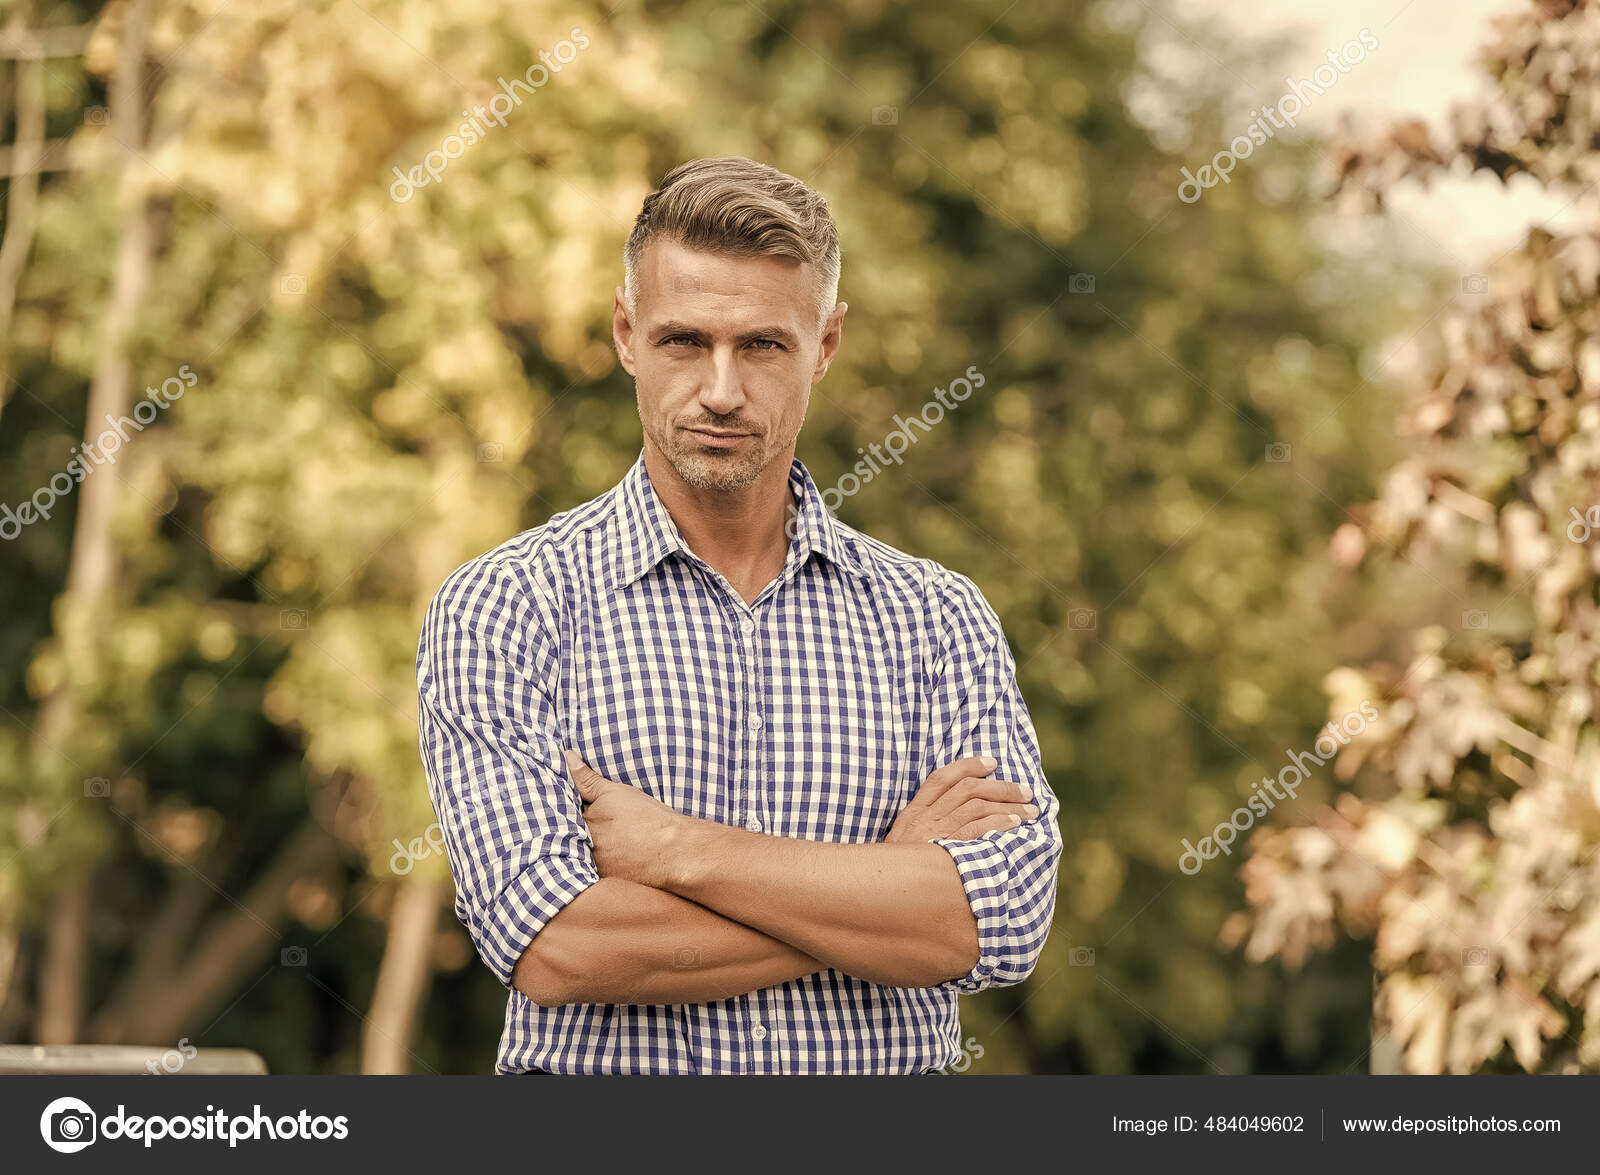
[633,238,818,330]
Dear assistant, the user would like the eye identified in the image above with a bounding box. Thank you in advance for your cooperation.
[748,338,785,351]
[659,335,697,347]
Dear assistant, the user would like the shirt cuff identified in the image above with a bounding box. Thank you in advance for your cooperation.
[930,834,1014,994]
[479,852,601,988]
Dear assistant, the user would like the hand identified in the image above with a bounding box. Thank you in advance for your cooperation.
[884,755,1038,843]
[564,749,688,889]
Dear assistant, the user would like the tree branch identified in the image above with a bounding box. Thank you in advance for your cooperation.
[119,821,342,1045]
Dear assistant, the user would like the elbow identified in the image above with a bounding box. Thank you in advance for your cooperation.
[895,923,981,989]
[932,926,981,987]
[511,942,584,1008]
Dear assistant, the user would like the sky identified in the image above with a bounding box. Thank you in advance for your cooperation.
[1176,0,1579,267]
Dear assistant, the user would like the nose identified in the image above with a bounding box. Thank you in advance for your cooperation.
[697,345,746,416]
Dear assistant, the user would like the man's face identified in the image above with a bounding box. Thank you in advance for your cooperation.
[614,238,845,494]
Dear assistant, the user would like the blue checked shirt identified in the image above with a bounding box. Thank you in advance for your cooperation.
[417,454,1062,1074]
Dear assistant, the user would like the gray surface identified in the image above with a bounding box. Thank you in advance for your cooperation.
[0,1044,268,1074]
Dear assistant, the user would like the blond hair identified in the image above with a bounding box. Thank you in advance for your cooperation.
[624,157,841,329]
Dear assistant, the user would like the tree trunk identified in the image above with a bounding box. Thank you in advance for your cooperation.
[0,2,43,1026]
[0,935,29,1043]
[27,0,155,1047]
[34,873,92,1044]
[361,875,446,1074]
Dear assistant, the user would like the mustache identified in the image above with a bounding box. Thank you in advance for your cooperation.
[678,417,764,435]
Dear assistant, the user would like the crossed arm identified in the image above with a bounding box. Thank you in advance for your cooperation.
[513,753,1041,1006]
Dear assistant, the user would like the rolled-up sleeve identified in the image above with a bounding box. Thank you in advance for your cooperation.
[924,570,1063,994]
[417,557,597,989]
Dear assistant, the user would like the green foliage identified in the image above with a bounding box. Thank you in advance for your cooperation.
[1,0,1395,1070]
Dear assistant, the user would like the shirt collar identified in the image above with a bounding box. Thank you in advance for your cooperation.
[609,453,870,592]
[785,458,871,582]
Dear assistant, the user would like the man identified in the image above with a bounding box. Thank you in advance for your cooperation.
[417,157,1062,1074]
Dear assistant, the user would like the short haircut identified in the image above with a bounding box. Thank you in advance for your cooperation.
[623,157,841,330]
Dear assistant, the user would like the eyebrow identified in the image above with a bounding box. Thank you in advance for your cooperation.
[650,321,800,347]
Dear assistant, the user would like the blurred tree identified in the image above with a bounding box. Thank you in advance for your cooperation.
[1236,0,1600,1074]
[1,0,1394,1071]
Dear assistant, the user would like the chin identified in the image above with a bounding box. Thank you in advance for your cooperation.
[670,445,769,494]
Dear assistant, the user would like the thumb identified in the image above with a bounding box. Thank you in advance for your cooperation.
[564,748,603,802]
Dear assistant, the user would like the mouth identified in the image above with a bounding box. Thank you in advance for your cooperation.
[683,427,754,449]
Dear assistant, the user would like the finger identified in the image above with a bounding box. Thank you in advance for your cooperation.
[955,814,1023,839]
[563,749,605,803]
[915,756,999,805]
[929,777,1031,818]
[948,797,1039,828]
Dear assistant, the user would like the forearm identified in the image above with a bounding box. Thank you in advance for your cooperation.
[662,822,979,988]
[511,876,822,1007]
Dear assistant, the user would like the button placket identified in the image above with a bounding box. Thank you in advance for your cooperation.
[730,598,770,1072]
[711,595,748,849]
[738,606,764,836]
[761,993,784,1074]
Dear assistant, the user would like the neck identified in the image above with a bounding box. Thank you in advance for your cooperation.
[643,442,797,606]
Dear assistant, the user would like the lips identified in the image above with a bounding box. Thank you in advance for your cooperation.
[684,427,753,447]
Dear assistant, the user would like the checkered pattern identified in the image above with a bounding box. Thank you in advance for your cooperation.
[417,454,1062,1073]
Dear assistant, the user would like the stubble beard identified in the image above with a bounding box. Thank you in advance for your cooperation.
[650,415,790,494]
[667,434,766,492]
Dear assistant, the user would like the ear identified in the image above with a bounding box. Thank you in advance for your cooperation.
[612,287,638,376]
[812,301,847,384]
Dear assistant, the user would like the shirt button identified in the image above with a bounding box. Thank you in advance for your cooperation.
[752,1025,768,1041]
[746,816,762,832]
[739,616,755,635]
[748,712,763,730]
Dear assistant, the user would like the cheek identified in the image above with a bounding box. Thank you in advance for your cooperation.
[635,358,691,411]
[751,356,808,399]
[764,379,811,440]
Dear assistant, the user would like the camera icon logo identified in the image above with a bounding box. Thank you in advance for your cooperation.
[1265,442,1291,463]
[281,946,308,966]
[40,1096,97,1153]
[871,104,898,126]
[1068,273,1095,294]
[1069,946,1096,966]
